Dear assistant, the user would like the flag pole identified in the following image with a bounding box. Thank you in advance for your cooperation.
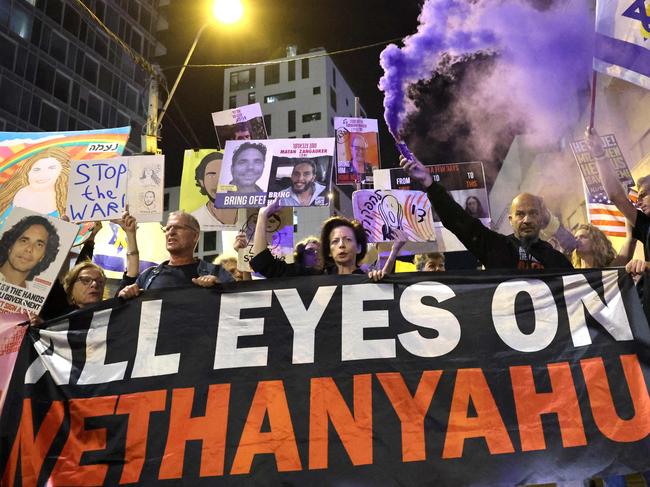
[588,70,598,131]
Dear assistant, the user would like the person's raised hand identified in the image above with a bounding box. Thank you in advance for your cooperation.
[399,155,433,187]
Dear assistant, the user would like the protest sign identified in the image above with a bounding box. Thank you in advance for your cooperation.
[236,207,294,272]
[570,134,634,238]
[0,128,130,230]
[179,150,238,231]
[126,155,165,223]
[212,103,268,150]
[267,138,334,207]
[375,161,491,252]
[0,207,79,315]
[335,117,380,186]
[1,269,649,485]
[215,138,335,209]
[67,156,164,223]
[353,189,436,242]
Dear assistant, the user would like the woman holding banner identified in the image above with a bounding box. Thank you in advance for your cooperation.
[0,147,71,226]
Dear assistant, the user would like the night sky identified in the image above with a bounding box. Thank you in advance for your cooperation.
[157,0,424,186]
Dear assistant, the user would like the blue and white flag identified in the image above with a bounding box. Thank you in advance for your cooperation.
[594,0,650,89]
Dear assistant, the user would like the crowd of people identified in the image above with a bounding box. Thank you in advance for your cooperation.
[13,127,649,325]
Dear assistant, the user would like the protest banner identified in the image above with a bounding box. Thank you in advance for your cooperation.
[212,103,268,150]
[1,269,649,485]
[215,138,335,209]
[353,189,436,242]
[267,138,334,207]
[569,134,634,238]
[335,117,380,186]
[67,156,164,223]
[374,161,491,252]
[0,207,79,315]
[0,128,130,232]
[236,207,293,272]
[179,150,238,231]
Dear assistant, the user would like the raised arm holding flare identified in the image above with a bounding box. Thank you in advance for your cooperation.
[400,155,572,270]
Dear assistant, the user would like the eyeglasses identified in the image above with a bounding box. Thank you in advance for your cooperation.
[76,276,106,287]
[161,223,198,234]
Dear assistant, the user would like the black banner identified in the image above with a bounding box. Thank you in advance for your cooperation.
[1,269,650,486]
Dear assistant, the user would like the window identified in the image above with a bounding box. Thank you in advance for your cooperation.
[9,5,32,40]
[63,4,81,36]
[313,86,320,95]
[98,65,112,94]
[53,73,70,102]
[163,192,170,211]
[288,60,295,81]
[229,69,255,91]
[247,92,256,104]
[40,101,59,130]
[288,110,296,132]
[95,33,108,59]
[302,134,310,138]
[87,92,102,122]
[264,91,295,104]
[229,95,236,109]
[45,0,63,23]
[264,114,271,136]
[130,29,142,54]
[36,60,55,93]
[0,35,16,70]
[302,112,321,123]
[330,87,337,110]
[49,32,67,63]
[83,55,99,85]
[0,77,21,115]
[332,67,336,87]
[301,58,310,79]
[125,85,137,109]
[264,63,280,85]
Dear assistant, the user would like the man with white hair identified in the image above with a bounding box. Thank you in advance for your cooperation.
[118,210,233,298]
[337,134,374,184]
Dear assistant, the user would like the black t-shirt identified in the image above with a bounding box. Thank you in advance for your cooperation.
[135,262,200,290]
[631,210,650,319]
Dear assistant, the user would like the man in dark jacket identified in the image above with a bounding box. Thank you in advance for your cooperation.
[400,155,572,270]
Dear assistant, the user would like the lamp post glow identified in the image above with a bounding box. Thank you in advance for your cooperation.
[148,0,245,151]
[212,0,244,24]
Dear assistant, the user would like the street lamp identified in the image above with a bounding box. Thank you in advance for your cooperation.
[141,0,245,153]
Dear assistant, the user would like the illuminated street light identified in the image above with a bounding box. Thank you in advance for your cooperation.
[212,0,244,24]
[143,0,245,152]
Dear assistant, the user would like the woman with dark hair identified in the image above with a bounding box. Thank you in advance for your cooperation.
[249,200,403,279]
[464,195,486,218]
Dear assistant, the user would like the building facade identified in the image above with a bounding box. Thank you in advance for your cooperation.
[0,0,167,152]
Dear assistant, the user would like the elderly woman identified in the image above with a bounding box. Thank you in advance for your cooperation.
[38,210,140,321]
[571,223,635,269]
[249,200,404,280]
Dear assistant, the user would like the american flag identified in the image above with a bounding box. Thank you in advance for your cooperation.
[585,187,637,238]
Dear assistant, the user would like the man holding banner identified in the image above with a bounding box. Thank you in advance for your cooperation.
[118,211,233,298]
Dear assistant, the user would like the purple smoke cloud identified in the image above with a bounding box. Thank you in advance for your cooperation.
[379,0,594,144]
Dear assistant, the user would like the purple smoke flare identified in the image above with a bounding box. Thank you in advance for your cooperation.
[379,0,594,143]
